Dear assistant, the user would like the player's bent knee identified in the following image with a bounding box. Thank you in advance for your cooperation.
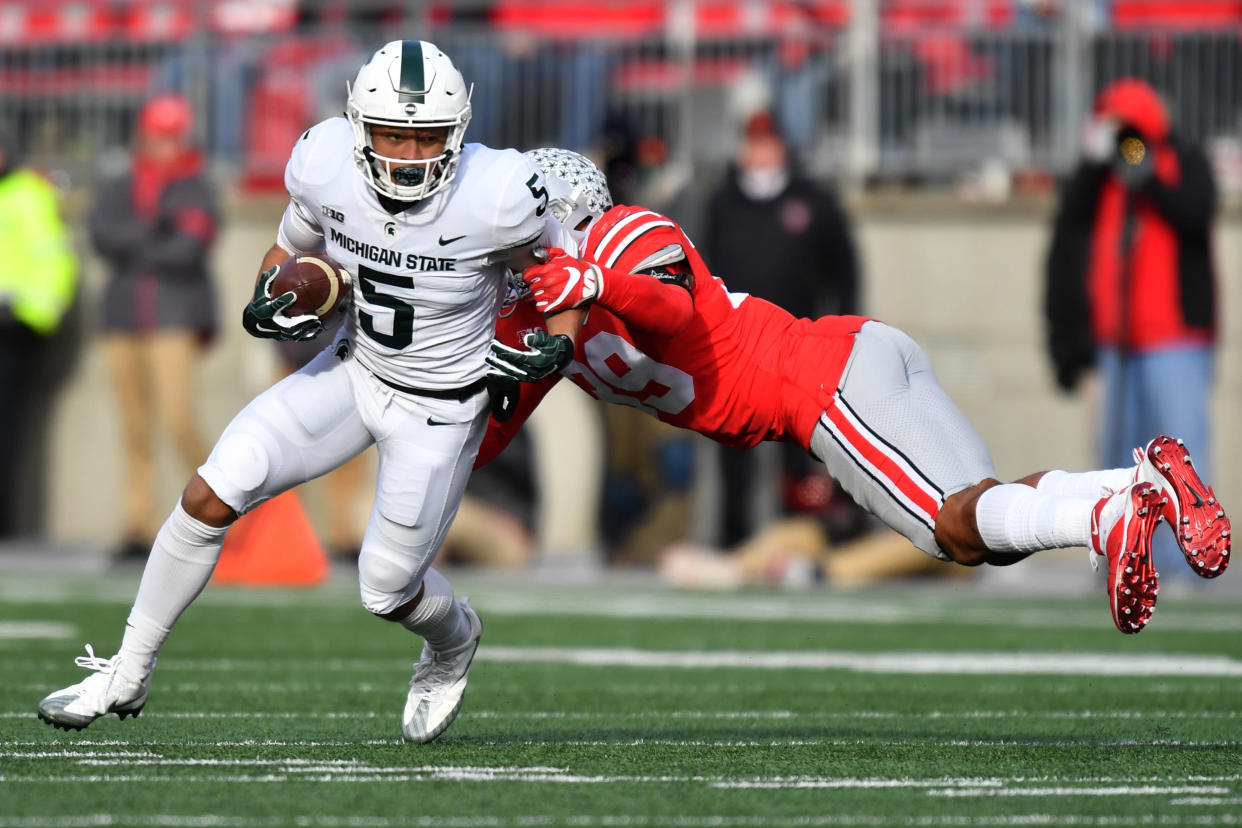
[934,479,1001,567]
[180,475,237,528]
[358,550,423,617]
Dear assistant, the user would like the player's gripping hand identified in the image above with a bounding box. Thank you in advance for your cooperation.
[242,266,324,342]
[522,249,603,314]
[486,331,574,382]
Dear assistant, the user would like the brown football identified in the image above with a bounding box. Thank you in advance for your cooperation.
[271,253,351,317]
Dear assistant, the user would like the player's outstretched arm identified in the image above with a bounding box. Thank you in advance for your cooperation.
[522,251,693,336]
[477,305,566,468]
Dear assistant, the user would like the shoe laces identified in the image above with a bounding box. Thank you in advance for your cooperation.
[412,646,457,687]
[73,644,116,675]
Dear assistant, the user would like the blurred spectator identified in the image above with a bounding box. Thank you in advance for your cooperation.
[659,524,968,592]
[702,110,860,547]
[1045,77,1218,577]
[90,94,219,562]
[0,126,79,538]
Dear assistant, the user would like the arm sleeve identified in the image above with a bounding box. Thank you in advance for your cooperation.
[276,126,326,254]
[1142,141,1217,232]
[594,261,695,336]
[276,197,325,254]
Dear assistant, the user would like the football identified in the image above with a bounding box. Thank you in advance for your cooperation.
[271,253,351,318]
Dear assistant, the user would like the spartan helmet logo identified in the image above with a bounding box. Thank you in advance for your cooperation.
[384,221,397,237]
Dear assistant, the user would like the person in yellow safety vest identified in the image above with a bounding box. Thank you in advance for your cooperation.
[0,126,79,537]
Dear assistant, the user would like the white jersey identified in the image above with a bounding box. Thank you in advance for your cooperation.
[277,117,566,390]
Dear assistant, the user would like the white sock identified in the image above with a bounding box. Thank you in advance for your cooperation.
[118,501,228,681]
[975,483,1096,552]
[1035,468,1133,500]
[396,568,470,651]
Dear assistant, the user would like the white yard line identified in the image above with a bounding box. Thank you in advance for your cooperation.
[0,621,74,640]
[9,647,1242,676]
[4,575,1239,633]
[475,646,1242,675]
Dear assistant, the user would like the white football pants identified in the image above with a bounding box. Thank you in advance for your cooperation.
[198,342,490,614]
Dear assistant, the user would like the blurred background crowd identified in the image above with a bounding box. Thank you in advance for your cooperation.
[2,0,1240,590]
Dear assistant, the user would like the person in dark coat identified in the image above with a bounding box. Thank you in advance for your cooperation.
[703,110,861,547]
[90,94,219,560]
[1044,77,1219,577]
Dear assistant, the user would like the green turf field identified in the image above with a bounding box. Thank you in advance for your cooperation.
[1,569,1240,826]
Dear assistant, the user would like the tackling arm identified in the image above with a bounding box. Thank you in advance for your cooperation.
[477,304,566,467]
[522,253,694,337]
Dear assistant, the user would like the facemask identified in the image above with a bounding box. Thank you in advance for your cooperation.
[739,166,789,200]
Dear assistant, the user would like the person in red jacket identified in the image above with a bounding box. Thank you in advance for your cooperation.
[1045,78,1219,579]
[486,148,1232,635]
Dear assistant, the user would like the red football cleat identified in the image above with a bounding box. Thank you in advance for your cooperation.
[1091,482,1164,634]
[1134,436,1231,578]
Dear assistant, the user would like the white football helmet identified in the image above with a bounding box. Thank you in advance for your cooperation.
[524,147,613,246]
[346,39,472,202]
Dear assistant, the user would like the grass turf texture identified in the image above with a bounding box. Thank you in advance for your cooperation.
[1,570,1240,827]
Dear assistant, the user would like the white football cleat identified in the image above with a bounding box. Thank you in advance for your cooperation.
[401,599,482,744]
[37,645,151,731]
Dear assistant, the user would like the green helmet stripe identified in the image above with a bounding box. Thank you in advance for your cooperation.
[398,39,425,104]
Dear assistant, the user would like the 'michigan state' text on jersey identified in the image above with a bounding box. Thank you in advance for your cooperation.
[277,117,564,390]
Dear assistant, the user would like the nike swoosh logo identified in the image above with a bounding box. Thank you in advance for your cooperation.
[438,234,467,246]
[1187,486,1206,508]
[427,416,453,427]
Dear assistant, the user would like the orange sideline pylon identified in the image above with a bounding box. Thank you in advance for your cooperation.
[213,491,329,586]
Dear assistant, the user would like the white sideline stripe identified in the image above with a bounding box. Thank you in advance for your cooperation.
[0,621,74,640]
[478,646,1242,677]
[5,578,1241,633]
[13,647,1237,676]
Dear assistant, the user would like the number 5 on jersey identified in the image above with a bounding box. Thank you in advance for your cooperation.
[357,264,415,349]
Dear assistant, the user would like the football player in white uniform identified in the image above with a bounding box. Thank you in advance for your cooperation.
[37,40,574,744]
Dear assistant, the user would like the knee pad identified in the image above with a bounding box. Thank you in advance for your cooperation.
[358,544,424,616]
[199,432,274,514]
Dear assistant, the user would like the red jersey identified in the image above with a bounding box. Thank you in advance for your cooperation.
[478,205,868,466]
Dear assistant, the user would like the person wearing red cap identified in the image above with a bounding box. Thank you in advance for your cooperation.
[1044,78,1220,579]
[89,93,219,562]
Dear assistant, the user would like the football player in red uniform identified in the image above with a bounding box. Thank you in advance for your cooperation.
[485,148,1232,635]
